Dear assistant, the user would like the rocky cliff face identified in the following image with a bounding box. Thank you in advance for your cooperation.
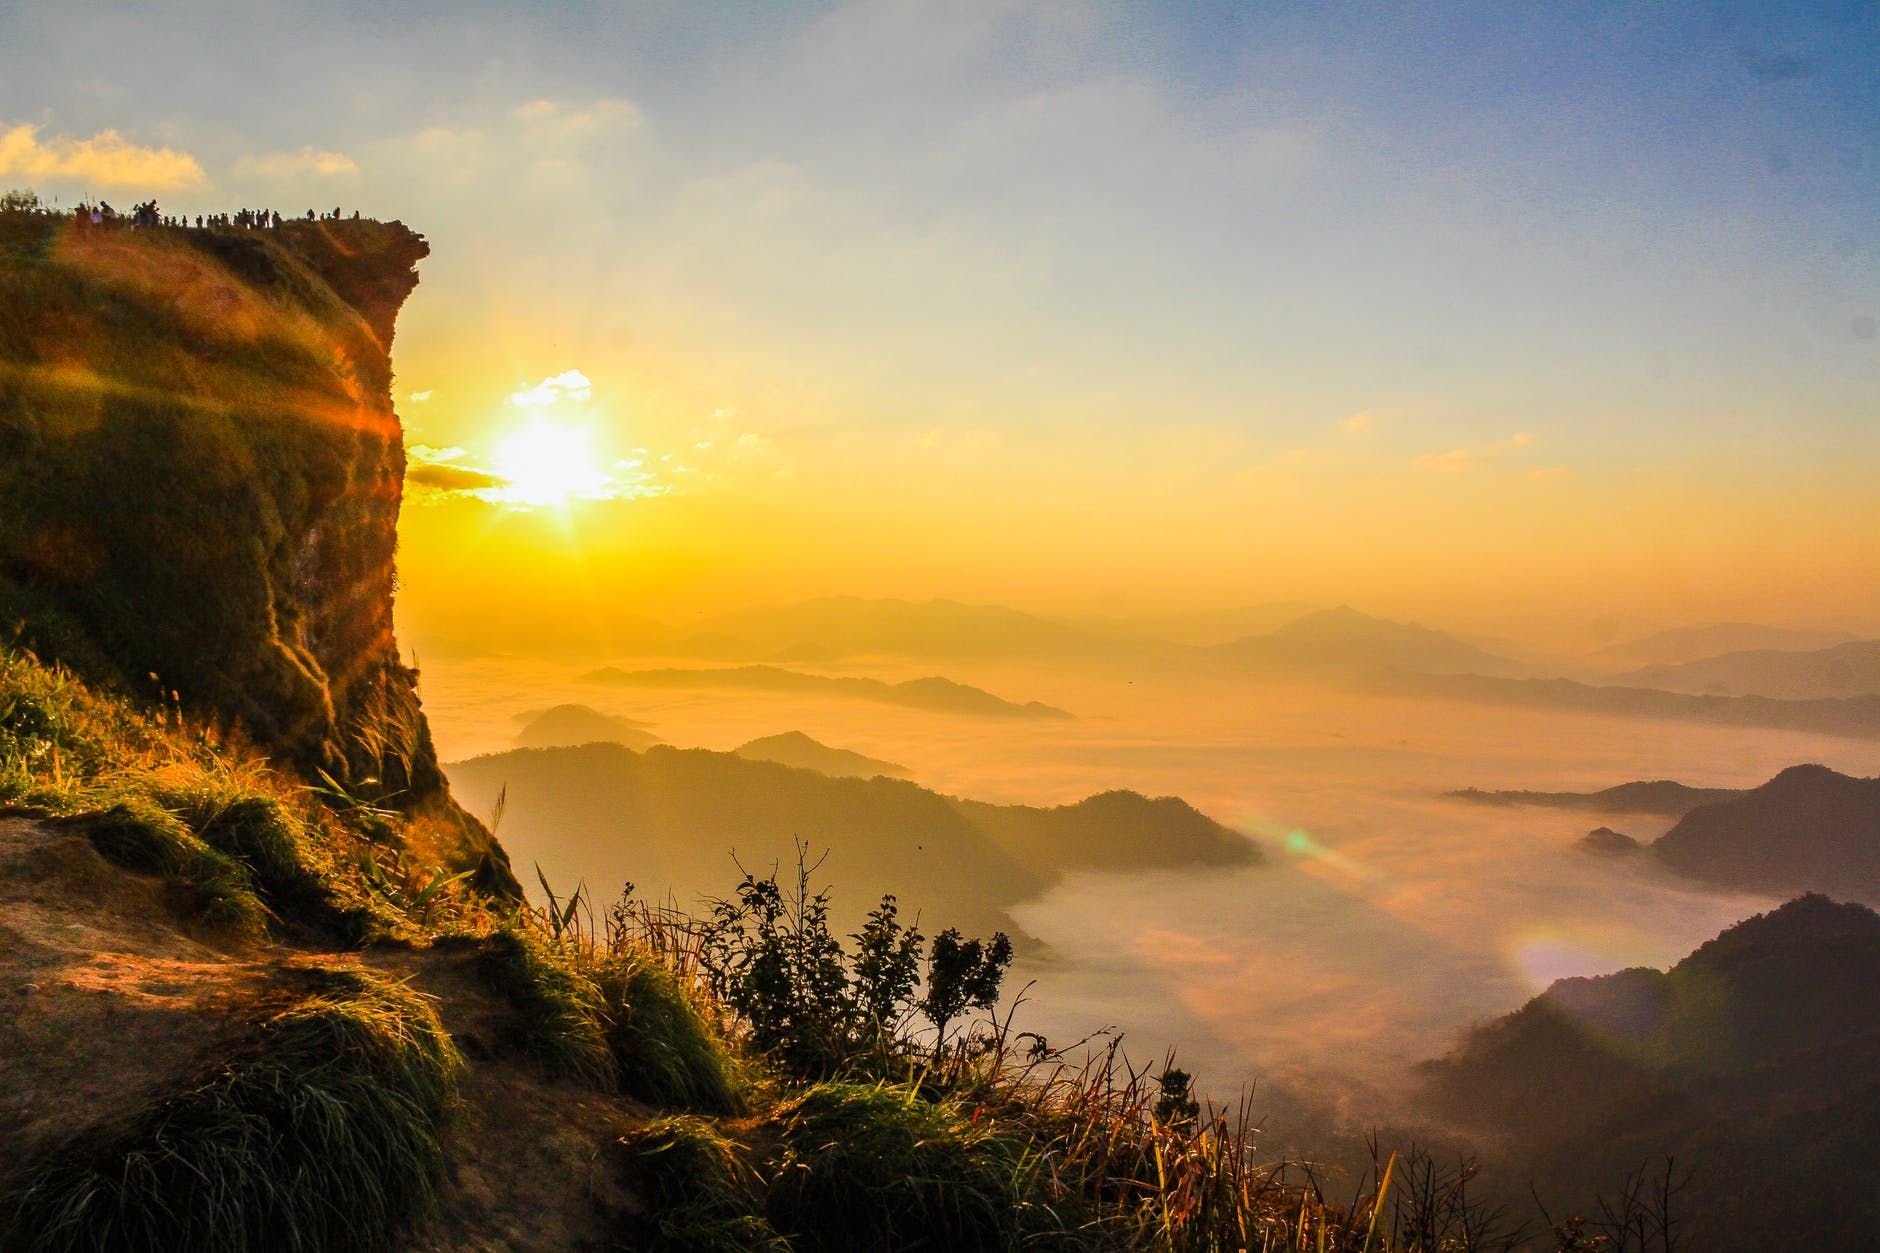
[0,211,506,882]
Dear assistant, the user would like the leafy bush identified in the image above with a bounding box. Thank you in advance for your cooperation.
[697,855,1012,1076]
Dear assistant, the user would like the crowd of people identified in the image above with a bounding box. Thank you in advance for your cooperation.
[69,200,363,231]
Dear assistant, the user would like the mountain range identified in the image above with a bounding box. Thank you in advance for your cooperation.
[1613,639,1880,700]
[513,703,663,751]
[1374,670,1880,739]
[1590,622,1861,668]
[444,743,1254,942]
[580,664,1073,719]
[1444,779,1743,816]
[1210,606,1523,678]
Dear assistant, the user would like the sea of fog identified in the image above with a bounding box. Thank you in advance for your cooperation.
[420,650,1880,1133]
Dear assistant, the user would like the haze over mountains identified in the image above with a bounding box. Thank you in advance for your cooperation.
[1651,765,1880,906]
[1210,605,1524,678]
[1592,623,1864,668]
[581,664,1073,720]
[732,731,911,780]
[512,703,663,751]
[1376,671,1880,740]
[1445,779,1744,817]
[1613,639,1880,700]
[1450,765,1880,906]
[444,742,1255,942]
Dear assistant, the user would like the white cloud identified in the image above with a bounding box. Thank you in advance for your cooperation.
[508,370,593,409]
[0,123,204,190]
[407,389,433,403]
[231,146,359,179]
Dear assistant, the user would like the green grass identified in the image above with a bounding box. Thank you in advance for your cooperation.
[475,924,618,1088]
[616,1116,787,1252]
[0,967,462,1253]
[763,1080,1085,1253]
[69,796,269,941]
[598,951,744,1113]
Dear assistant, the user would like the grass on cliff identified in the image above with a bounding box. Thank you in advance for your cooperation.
[0,639,474,943]
[0,967,462,1253]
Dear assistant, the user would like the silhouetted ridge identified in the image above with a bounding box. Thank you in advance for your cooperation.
[1418,894,1880,1252]
[1615,639,1880,700]
[581,664,1072,719]
[1445,779,1742,815]
[1377,670,1880,738]
[444,743,1255,940]
[733,731,911,779]
[514,704,662,751]
[1650,764,1880,904]
[1576,826,1640,855]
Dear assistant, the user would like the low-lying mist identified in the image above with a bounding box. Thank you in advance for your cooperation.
[421,644,1879,1137]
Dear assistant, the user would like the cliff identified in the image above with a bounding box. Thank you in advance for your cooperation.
[0,210,509,885]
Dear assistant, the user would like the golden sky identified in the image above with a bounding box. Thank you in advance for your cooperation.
[3,3,1875,648]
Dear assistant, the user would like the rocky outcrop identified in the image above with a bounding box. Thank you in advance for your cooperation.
[0,212,508,884]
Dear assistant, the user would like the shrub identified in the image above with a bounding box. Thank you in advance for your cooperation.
[0,968,462,1253]
[697,855,1013,1078]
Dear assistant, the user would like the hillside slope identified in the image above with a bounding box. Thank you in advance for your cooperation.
[0,210,505,883]
[1417,894,1880,1253]
[1650,764,1880,904]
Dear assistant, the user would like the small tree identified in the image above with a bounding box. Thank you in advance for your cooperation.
[849,894,923,1042]
[921,928,1013,1056]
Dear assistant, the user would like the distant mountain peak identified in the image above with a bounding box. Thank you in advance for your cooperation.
[1215,605,1522,677]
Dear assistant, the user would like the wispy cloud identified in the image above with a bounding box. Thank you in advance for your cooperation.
[1412,432,1533,473]
[407,436,672,508]
[508,370,592,409]
[407,460,504,493]
[1342,412,1373,433]
[0,123,204,190]
[231,146,359,178]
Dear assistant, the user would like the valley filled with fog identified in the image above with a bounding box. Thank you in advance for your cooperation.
[418,605,1879,1137]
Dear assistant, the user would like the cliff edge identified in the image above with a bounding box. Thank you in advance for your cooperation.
[0,210,508,885]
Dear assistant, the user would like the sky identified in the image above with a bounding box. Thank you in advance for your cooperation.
[3,1,1875,646]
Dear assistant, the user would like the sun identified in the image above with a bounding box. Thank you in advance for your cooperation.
[489,421,610,507]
